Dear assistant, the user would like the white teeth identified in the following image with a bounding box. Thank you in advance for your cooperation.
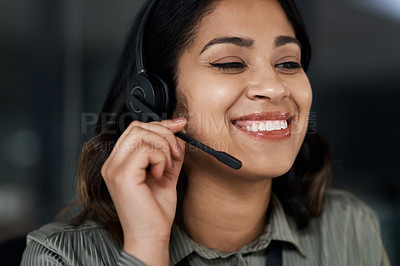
[266,121,274,131]
[242,120,288,132]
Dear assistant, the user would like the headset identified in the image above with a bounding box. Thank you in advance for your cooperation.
[125,0,242,170]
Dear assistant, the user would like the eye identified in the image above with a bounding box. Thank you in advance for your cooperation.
[210,62,246,70]
[209,56,247,73]
[274,61,303,74]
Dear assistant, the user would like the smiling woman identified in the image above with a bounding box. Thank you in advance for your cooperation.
[21,0,390,265]
[177,0,312,181]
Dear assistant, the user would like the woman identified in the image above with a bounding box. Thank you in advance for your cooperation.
[21,0,390,265]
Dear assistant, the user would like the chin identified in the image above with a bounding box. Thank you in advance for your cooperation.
[240,157,295,180]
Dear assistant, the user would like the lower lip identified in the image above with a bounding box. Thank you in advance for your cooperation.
[235,124,291,141]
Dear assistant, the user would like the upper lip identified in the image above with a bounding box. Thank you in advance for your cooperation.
[231,111,291,123]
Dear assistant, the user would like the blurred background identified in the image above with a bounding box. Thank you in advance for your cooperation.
[0,0,399,264]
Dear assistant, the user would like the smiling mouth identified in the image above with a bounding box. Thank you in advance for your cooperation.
[231,111,291,140]
[235,120,288,132]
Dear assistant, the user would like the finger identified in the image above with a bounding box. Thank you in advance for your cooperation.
[135,119,186,160]
[104,142,170,184]
[153,118,187,158]
[124,142,169,180]
[110,127,174,171]
[110,119,164,155]
[108,118,186,163]
[157,117,187,133]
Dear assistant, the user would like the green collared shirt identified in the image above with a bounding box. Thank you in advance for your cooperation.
[21,190,390,266]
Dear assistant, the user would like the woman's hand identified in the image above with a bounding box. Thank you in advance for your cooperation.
[101,117,187,265]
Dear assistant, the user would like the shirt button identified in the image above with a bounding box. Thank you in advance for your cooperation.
[230,256,238,265]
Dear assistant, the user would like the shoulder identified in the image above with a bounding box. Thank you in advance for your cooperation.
[30,218,105,236]
[303,189,382,238]
[299,189,390,265]
[22,219,121,265]
[322,189,379,227]
[27,219,113,247]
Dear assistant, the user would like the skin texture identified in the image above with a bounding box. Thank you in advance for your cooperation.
[178,0,311,181]
[102,118,187,265]
[101,0,312,264]
[177,0,312,252]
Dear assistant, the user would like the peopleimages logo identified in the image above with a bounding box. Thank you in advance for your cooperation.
[81,111,318,136]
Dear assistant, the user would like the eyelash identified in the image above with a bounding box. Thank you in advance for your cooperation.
[209,62,246,70]
[275,61,302,70]
[209,61,302,72]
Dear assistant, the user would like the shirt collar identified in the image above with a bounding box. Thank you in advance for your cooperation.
[267,193,305,256]
[169,193,305,265]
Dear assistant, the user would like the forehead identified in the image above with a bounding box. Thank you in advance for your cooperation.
[191,0,295,49]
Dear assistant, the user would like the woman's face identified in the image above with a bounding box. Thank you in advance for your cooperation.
[176,0,312,179]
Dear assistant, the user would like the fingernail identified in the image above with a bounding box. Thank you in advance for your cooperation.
[173,117,185,122]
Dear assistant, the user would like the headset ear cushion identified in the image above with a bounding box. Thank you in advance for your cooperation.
[127,73,171,121]
[151,73,171,115]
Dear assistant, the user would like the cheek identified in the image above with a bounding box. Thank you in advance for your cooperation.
[288,77,312,136]
[293,76,312,110]
[189,74,239,109]
[188,89,236,139]
[179,74,240,127]
[290,75,312,119]
[302,87,313,111]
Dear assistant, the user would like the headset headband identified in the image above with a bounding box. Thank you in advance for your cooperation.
[135,0,158,74]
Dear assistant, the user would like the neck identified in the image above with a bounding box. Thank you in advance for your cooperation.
[182,169,272,252]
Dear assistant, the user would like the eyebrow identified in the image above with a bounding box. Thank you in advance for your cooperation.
[200,35,301,54]
[274,35,301,49]
[200,36,254,53]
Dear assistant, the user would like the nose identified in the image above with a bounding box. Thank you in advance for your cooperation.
[246,69,290,102]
